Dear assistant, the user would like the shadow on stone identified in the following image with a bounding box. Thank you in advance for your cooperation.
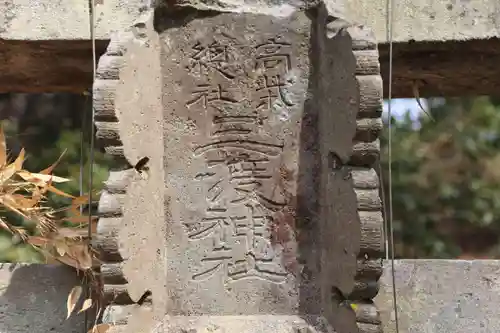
[297,4,361,333]
[0,263,94,333]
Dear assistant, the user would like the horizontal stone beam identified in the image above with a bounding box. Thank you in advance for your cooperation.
[3,0,498,43]
[0,0,144,41]
[1,0,500,96]
[347,0,500,44]
[376,259,500,333]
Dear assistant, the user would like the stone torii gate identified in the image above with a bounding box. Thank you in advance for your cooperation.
[1,1,500,333]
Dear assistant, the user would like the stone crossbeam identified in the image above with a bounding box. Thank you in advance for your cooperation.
[1,0,500,96]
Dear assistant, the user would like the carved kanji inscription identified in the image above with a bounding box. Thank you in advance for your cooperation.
[187,40,239,79]
[154,7,362,329]
[254,38,295,110]
[180,33,295,285]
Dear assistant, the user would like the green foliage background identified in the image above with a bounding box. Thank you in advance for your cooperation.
[382,97,500,258]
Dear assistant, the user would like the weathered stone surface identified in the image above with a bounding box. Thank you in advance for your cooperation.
[152,316,344,333]
[92,11,166,333]
[3,0,500,43]
[154,4,361,332]
[92,1,386,332]
[159,1,357,311]
[0,263,91,333]
[0,0,147,40]
[91,1,385,332]
[376,259,500,333]
[347,0,500,43]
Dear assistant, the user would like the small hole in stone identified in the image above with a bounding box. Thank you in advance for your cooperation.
[136,290,152,305]
[328,152,343,170]
[134,157,150,173]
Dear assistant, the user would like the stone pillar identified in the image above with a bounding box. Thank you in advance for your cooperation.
[93,1,384,333]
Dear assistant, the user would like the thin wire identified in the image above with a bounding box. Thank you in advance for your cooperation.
[383,0,391,263]
[386,0,400,331]
[85,0,97,330]
[88,0,97,243]
[377,160,389,259]
[79,98,87,214]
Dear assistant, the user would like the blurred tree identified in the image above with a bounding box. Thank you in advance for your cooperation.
[381,97,500,258]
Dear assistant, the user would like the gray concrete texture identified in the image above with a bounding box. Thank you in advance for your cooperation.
[0,263,90,333]
[2,0,500,43]
[376,259,500,333]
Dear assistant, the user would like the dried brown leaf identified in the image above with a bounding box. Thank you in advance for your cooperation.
[37,179,51,196]
[88,324,111,333]
[31,186,43,203]
[0,135,100,283]
[56,254,81,269]
[27,236,50,247]
[79,298,93,313]
[72,194,91,206]
[66,285,82,319]
[69,194,90,215]
[0,123,6,166]
[73,244,93,270]
[58,227,87,239]
[39,149,66,175]
[17,171,70,184]
[47,185,75,198]
[56,247,67,257]
[0,165,17,185]
[37,249,59,264]
[13,148,25,171]
[36,215,57,235]
[0,195,29,219]
[58,243,93,270]
[16,228,28,240]
[9,194,37,209]
[55,240,70,257]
